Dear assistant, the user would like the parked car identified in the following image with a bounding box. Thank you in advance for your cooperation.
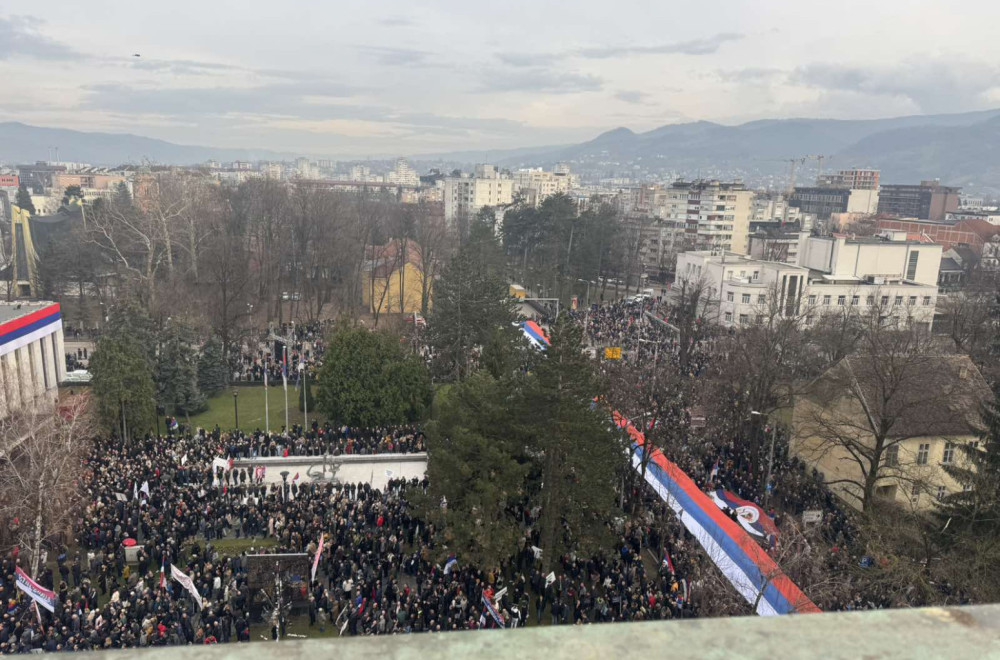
[63,369,93,384]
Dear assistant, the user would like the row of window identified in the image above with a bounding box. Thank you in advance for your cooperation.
[807,294,933,307]
[726,292,767,304]
[884,440,976,467]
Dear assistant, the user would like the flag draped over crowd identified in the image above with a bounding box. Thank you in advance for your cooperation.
[613,410,819,616]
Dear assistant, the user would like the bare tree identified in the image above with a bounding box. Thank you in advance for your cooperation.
[411,201,451,317]
[0,395,93,577]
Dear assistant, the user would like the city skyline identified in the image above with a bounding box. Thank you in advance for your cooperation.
[2,1,1000,155]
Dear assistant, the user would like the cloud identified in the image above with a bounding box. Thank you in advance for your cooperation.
[578,32,744,59]
[0,15,79,60]
[377,17,415,27]
[615,90,648,104]
[717,67,785,83]
[497,52,562,68]
[125,58,244,76]
[791,59,1000,114]
[481,70,603,94]
[357,46,435,67]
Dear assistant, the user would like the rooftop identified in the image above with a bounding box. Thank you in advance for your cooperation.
[0,301,57,325]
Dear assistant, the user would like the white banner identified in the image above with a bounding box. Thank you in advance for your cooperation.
[311,536,324,583]
[170,564,204,609]
[15,567,58,613]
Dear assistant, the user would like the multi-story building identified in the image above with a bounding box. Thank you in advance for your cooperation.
[386,158,420,187]
[51,172,125,192]
[443,164,513,225]
[512,167,572,206]
[261,163,284,180]
[790,187,879,220]
[878,180,960,221]
[816,168,880,190]
[0,175,19,188]
[676,232,942,330]
[656,180,754,254]
[0,302,66,419]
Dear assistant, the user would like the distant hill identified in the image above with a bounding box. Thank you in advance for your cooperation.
[487,108,1000,190]
[0,122,293,166]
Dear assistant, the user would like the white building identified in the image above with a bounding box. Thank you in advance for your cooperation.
[443,164,514,225]
[676,232,942,330]
[656,180,754,255]
[0,302,66,419]
[386,158,420,186]
[512,166,574,206]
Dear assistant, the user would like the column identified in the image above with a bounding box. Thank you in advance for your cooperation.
[30,341,46,399]
[44,334,58,394]
[3,353,21,413]
[0,355,8,419]
[18,346,35,404]
[53,325,66,383]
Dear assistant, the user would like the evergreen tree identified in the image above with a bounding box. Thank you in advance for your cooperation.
[315,323,432,427]
[89,335,155,439]
[426,224,517,381]
[420,373,530,569]
[938,396,1000,536]
[155,321,206,418]
[15,185,35,215]
[523,314,620,571]
[197,337,229,395]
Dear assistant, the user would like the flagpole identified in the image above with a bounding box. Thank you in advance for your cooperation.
[264,369,270,433]
[283,346,289,432]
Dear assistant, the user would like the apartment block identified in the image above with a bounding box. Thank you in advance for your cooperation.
[656,180,754,254]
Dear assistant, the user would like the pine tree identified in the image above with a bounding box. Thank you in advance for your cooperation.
[938,396,1000,536]
[197,337,229,396]
[524,314,620,572]
[15,185,35,215]
[155,321,206,417]
[90,335,155,439]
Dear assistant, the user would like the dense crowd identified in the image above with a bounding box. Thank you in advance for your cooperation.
[218,425,426,458]
[231,322,328,385]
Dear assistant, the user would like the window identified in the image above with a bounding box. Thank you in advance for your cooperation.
[823,295,831,306]
[758,294,766,304]
[837,295,846,306]
[895,295,903,306]
[943,442,955,465]
[727,291,734,302]
[724,312,733,323]
[884,444,899,467]
[739,314,749,324]
[881,295,889,306]
[851,295,860,306]
[936,485,946,502]
[808,295,817,306]
[908,296,917,306]
[917,443,930,465]
[867,295,875,306]
[742,293,751,304]
[923,296,932,306]
[752,270,759,280]
[906,251,919,280]
[911,483,920,503]
[969,440,980,452]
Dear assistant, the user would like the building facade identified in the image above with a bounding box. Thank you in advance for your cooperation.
[443,165,514,225]
[656,180,754,255]
[0,302,66,419]
[816,168,880,190]
[512,167,573,206]
[878,180,961,221]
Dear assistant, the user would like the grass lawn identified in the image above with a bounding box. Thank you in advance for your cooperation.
[187,386,323,433]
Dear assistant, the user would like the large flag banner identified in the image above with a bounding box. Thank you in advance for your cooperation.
[482,593,505,628]
[711,488,780,545]
[443,553,458,575]
[15,567,58,613]
[613,410,819,616]
[519,321,550,351]
[282,348,288,391]
[170,564,204,609]
[311,535,324,583]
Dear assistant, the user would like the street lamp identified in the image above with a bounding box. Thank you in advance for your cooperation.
[233,390,240,430]
[751,410,778,506]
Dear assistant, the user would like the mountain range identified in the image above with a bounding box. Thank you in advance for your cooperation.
[2,108,1000,191]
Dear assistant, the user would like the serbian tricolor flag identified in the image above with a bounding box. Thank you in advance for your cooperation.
[709,460,719,482]
[482,592,505,628]
[160,556,166,590]
[520,321,550,351]
[282,349,288,391]
[711,488,780,545]
[444,553,458,575]
[662,549,675,574]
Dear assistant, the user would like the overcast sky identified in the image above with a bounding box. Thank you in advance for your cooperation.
[1,0,999,157]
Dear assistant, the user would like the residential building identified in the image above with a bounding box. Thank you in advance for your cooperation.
[789,187,879,220]
[632,215,689,278]
[876,217,1000,254]
[657,180,754,254]
[51,172,125,192]
[261,163,284,180]
[443,164,513,226]
[512,166,573,206]
[947,209,1000,225]
[386,158,420,187]
[792,354,989,511]
[350,165,372,182]
[675,232,942,330]
[747,230,808,265]
[0,302,66,419]
[878,180,960,221]
[816,168,880,190]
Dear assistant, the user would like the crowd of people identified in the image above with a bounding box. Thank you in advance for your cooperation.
[231,322,328,385]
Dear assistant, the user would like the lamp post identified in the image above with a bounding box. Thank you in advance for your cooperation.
[298,361,308,434]
[751,410,778,506]
[233,390,239,430]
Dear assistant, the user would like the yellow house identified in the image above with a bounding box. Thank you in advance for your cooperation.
[792,354,989,511]
[363,240,433,316]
